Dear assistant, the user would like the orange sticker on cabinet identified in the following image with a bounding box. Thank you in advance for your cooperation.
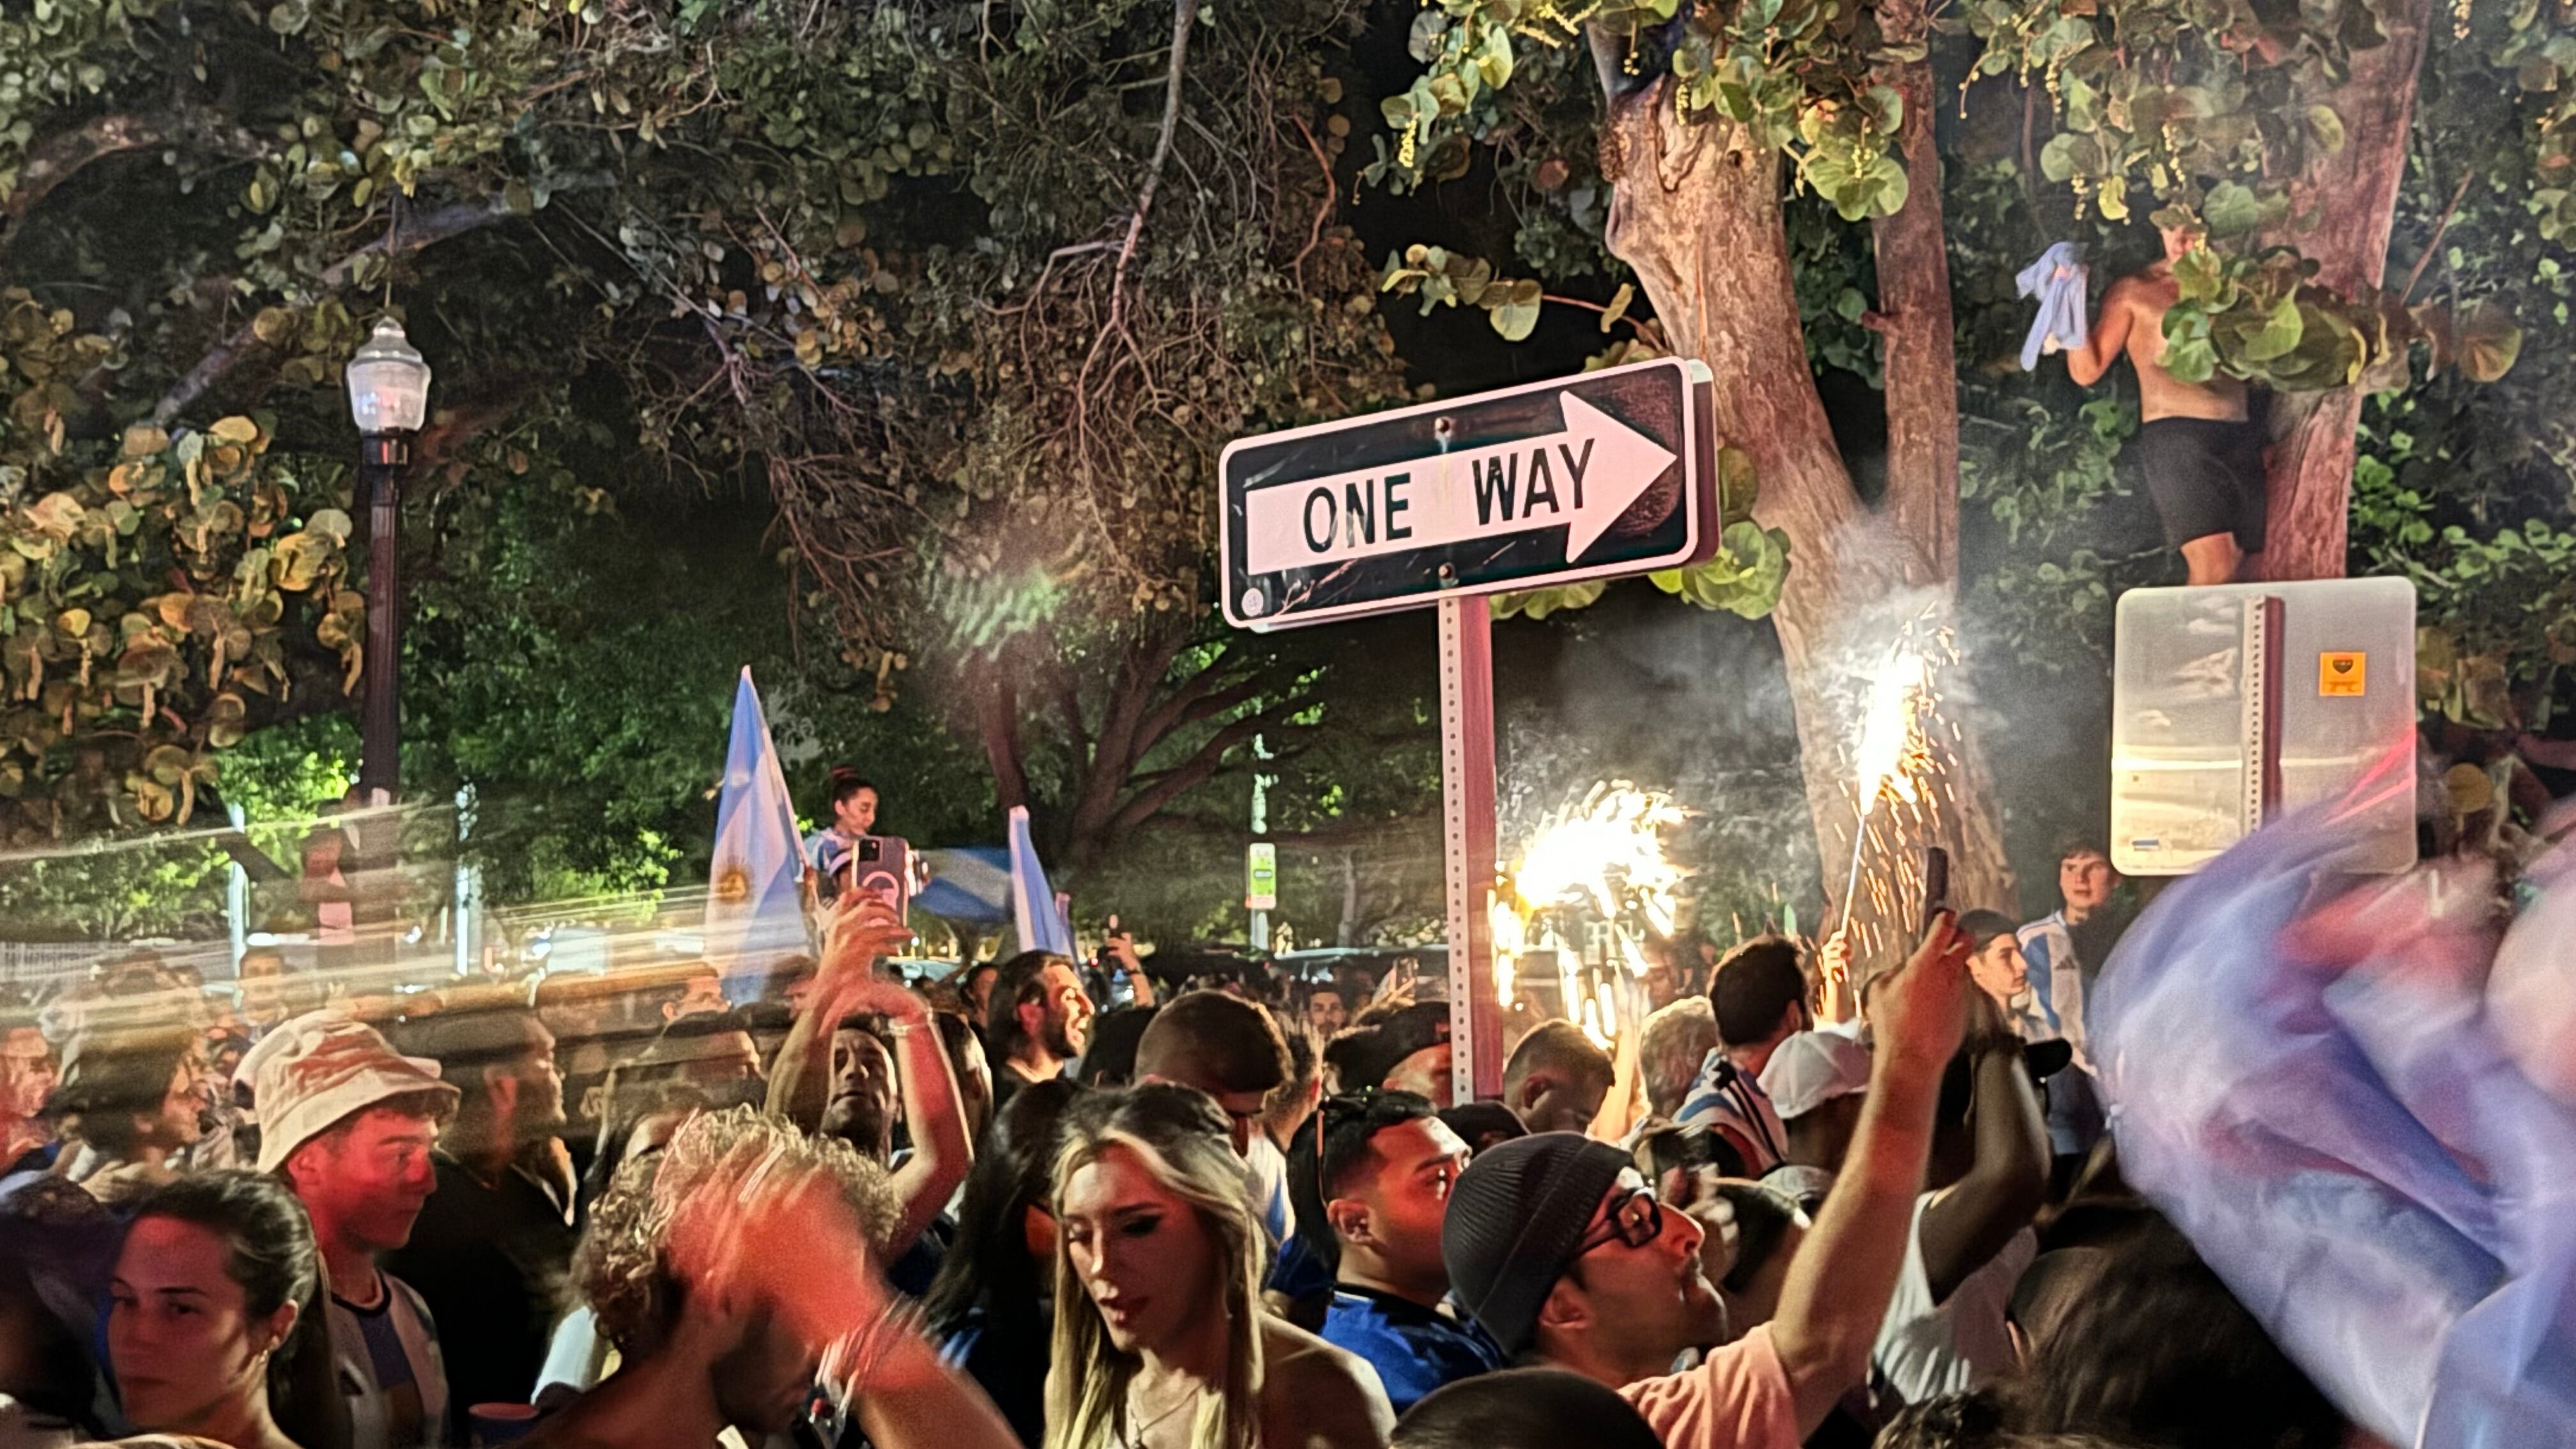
[2319,652,2366,696]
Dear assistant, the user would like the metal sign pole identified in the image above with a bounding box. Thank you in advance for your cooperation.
[1439,595,1503,1102]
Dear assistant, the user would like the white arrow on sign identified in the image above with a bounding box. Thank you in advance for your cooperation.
[1240,393,1679,577]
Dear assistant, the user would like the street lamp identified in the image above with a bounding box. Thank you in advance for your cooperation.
[344,318,431,803]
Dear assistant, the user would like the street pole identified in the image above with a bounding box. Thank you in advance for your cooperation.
[358,434,405,802]
[343,317,431,805]
[1438,595,1503,1102]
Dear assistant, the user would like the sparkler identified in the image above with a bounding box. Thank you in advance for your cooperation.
[1504,783,1689,1045]
[1841,645,1936,919]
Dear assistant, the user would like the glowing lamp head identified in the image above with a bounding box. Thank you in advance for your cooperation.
[345,318,432,435]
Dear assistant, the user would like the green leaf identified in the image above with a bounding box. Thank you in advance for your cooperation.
[2241,295,2305,362]
[2457,303,2523,381]
[1600,282,1635,334]
[2306,104,2347,153]
[2039,132,2090,183]
[2203,181,2263,238]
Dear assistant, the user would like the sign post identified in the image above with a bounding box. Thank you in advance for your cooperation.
[1438,596,1504,1103]
[1245,841,1278,953]
[1218,358,1712,1101]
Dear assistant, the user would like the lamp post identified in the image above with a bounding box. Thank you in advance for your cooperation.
[344,318,431,803]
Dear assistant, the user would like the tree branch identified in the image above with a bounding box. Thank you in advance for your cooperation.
[1107,715,1264,838]
[1104,0,1196,336]
[979,676,1029,813]
[151,180,610,425]
[3,109,263,239]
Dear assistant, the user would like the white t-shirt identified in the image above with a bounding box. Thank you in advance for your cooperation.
[1872,1191,2035,1405]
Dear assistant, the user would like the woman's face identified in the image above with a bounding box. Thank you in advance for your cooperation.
[109,1216,288,1432]
[1060,1143,1222,1355]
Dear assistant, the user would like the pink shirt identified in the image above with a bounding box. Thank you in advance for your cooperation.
[1618,1325,1801,1449]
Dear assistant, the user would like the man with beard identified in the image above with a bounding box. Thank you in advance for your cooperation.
[1440,915,1978,1449]
[257,1012,463,1449]
[384,999,577,1414]
[768,900,972,1278]
[982,949,1094,1117]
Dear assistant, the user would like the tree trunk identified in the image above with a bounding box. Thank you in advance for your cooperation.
[2253,0,2435,581]
[1870,0,1961,585]
[1594,69,2014,962]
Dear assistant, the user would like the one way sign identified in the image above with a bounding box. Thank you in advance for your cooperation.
[1220,357,1711,630]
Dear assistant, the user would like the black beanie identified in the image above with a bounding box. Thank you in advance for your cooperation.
[1441,1130,1634,1354]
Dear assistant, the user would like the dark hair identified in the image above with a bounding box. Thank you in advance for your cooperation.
[1712,1180,1801,1294]
[828,772,878,809]
[924,1077,1078,1340]
[1078,1004,1158,1087]
[1958,910,2021,951]
[2055,839,2110,866]
[2000,1220,2343,1449]
[126,1170,348,1449]
[1266,1027,1319,1123]
[985,951,1075,1062]
[394,1002,545,1115]
[46,1025,195,1157]
[1134,990,1290,1096]
[1501,1020,1613,1098]
[1436,1100,1528,1154]
[579,1076,714,1216]
[1286,1090,1436,1277]
[1393,1368,1664,1449]
[1708,936,1807,1046]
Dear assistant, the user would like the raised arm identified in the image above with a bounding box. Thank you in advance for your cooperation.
[768,899,916,1131]
[671,1149,1021,1449]
[2066,277,2133,387]
[1913,999,2050,1303]
[875,985,974,1253]
[1765,914,1972,1437]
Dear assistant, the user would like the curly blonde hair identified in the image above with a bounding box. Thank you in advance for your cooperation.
[572,1106,900,1354]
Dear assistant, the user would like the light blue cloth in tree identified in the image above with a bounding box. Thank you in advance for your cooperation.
[2016,242,2089,371]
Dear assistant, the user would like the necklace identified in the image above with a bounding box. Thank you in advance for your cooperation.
[1121,1379,1200,1449]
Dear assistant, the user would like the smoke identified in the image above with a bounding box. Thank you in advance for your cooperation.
[1497,585,1819,940]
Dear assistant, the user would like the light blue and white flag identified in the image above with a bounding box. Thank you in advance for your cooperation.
[1007,805,1075,956]
[705,668,808,1002]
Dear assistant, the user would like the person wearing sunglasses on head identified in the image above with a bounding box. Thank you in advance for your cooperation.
[1439,914,1980,1449]
[1288,1089,1503,1414]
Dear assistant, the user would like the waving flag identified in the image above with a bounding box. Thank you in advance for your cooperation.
[1007,806,1075,956]
[704,668,808,1001]
[2092,758,2576,1448]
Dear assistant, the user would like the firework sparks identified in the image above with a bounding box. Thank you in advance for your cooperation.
[1835,612,1961,953]
[1514,783,1687,933]
[1505,782,1689,1029]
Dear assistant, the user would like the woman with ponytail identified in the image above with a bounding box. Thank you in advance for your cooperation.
[107,1170,349,1449]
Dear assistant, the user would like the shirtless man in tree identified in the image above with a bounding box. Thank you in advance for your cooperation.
[2065,219,2267,585]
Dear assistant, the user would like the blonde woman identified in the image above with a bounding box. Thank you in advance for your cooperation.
[1045,1085,1392,1449]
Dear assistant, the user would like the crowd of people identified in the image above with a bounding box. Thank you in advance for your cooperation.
[0,839,2391,1449]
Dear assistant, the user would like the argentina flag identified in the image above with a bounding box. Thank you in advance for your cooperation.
[1008,805,1076,956]
[705,667,809,1001]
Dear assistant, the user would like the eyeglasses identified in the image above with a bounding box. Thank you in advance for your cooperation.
[1571,1185,1666,1258]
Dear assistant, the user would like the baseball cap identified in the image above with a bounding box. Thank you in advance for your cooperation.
[1332,1000,1451,1091]
[1442,1131,1633,1354]
[1759,1030,1873,1120]
[244,1011,458,1173]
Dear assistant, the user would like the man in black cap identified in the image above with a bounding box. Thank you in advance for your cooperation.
[1439,914,1980,1448]
[1324,1000,1453,1105]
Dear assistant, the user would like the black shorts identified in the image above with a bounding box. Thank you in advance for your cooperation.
[2128,417,2267,553]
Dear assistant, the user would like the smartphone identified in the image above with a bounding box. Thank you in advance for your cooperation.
[857,837,883,864]
[1919,846,1951,934]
